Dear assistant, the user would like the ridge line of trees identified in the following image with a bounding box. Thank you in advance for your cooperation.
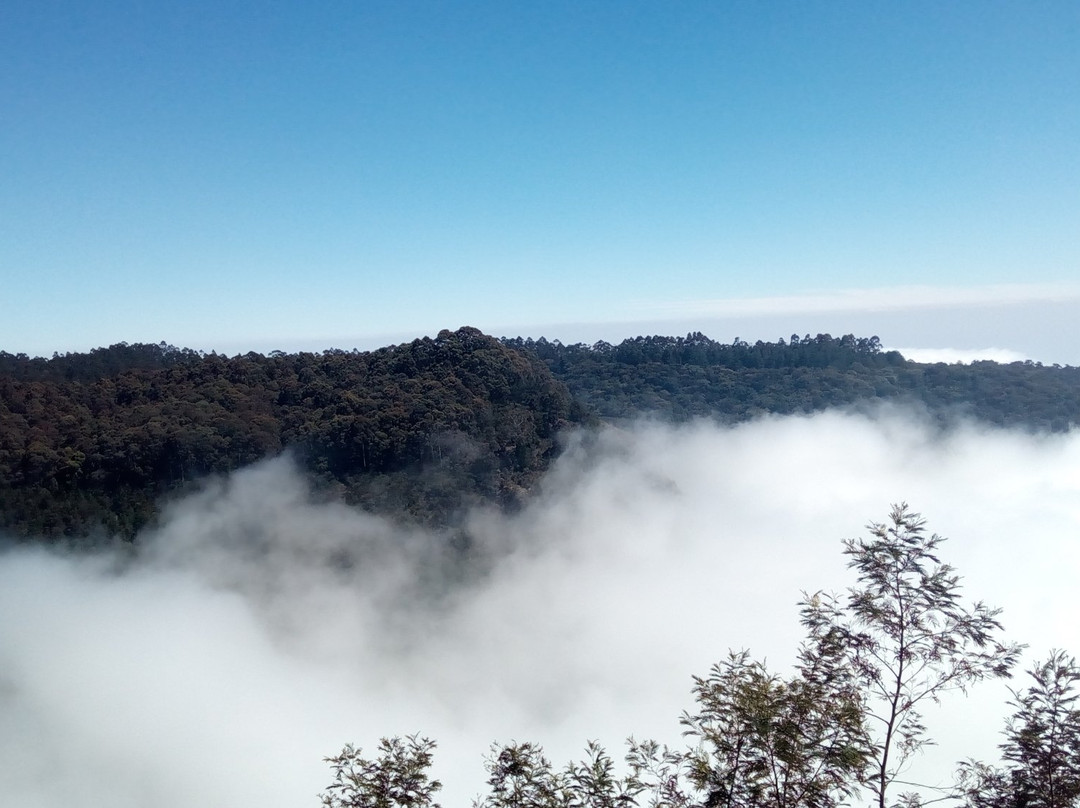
[4,329,1080,543]
[0,328,582,540]
[503,333,1080,429]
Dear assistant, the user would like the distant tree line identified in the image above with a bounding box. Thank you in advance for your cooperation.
[0,340,205,382]
[505,332,1080,430]
[505,332,900,371]
[3,329,1079,543]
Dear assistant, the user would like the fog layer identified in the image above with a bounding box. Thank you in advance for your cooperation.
[2,409,1078,807]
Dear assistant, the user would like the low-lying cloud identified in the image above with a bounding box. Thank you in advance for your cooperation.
[2,409,1079,807]
[654,282,1080,319]
[893,346,1031,364]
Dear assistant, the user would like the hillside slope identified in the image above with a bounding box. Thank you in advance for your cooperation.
[4,328,1079,544]
[0,327,582,541]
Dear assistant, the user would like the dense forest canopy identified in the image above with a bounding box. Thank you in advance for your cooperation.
[504,332,1080,427]
[2,328,1078,542]
[0,328,581,541]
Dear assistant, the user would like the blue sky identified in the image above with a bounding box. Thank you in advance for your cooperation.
[2,1,1078,361]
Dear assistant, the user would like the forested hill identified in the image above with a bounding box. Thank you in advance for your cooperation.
[0,328,582,541]
[509,332,1080,429]
[3,328,1079,543]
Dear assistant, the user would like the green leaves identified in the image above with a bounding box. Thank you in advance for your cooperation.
[566,742,647,808]
[320,735,442,808]
[475,741,649,808]
[680,646,871,808]
[826,504,1023,808]
[476,742,567,808]
[319,504,1032,808]
[960,651,1080,808]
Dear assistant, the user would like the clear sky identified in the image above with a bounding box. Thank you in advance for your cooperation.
[2,1,1078,361]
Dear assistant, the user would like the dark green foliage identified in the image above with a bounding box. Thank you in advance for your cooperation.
[506,333,1080,429]
[0,341,203,383]
[565,742,650,808]
[0,328,581,541]
[621,740,694,808]
[474,741,653,808]
[5,328,1080,543]
[320,505,1043,808]
[959,652,1080,808]
[476,742,569,808]
[321,735,442,808]
[812,504,1023,808]
[681,623,872,808]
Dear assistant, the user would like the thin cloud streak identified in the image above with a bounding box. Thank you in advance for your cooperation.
[893,347,1030,364]
[1,410,1078,807]
[649,283,1080,319]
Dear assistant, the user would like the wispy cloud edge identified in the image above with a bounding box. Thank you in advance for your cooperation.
[646,283,1080,319]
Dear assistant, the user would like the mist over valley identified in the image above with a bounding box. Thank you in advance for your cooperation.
[7,2,1078,804]
[2,333,1079,806]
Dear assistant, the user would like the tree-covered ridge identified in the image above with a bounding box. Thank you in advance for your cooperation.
[4,328,1080,543]
[506,331,902,370]
[0,341,204,382]
[0,328,582,541]
[506,332,1080,430]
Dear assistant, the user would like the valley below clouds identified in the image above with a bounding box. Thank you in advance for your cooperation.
[2,408,1078,807]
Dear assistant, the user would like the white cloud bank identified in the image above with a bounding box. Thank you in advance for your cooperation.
[481,283,1080,368]
[893,346,1031,364]
[2,409,1080,807]
[651,282,1080,319]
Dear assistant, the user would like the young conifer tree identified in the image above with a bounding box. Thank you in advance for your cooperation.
[320,505,1023,808]
[804,504,1023,808]
[320,735,442,808]
[959,651,1080,808]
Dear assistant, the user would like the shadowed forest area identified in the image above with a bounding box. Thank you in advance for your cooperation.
[2,327,1078,542]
